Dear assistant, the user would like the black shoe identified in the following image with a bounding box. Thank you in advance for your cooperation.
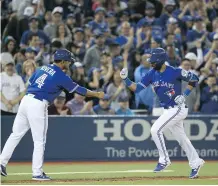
[1,165,7,177]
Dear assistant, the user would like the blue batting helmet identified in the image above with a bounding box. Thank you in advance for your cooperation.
[147,48,168,65]
[54,49,75,63]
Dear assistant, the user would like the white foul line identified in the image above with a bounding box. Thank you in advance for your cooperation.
[8,169,174,176]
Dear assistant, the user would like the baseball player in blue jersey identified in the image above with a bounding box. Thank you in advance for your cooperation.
[120,48,204,179]
[0,49,104,180]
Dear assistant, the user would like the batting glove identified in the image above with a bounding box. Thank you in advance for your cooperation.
[174,95,186,105]
[120,68,128,80]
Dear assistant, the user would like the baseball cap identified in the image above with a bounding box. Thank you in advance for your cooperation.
[67,13,75,19]
[29,16,39,22]
[101,94,111,101]
[74,28,84,33]
[95,7,106,14]
[73,62,83,68]
[24,7,34,17]
[213,33,218,40]
[145,2,155,9]
[57,91,66,99]
[0,52,15,66]
[194,16,203,22]
[142,20,152,27]
[93,29,104,38]
[185,52,197,61]
[107,11,115,18]
[25,47,38,54]
[182,15,193,22]
[52,7,63,15]
[4,36,16,44]
[165,0,176,6]
[167,17,178,25]
[32,0,39,5]
[109,40,120,47]
[88,67,102,79]
[152,36,162,44]
[118,95,129,102]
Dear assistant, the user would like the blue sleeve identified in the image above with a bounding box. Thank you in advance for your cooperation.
[137,18,144,28]
[28,70,38,85]
[61,74,79,92]
[20,31,28,45]
[115,36,128,46]
[175,68,196,82]
[140,71,152,87]
[186,30,195,42]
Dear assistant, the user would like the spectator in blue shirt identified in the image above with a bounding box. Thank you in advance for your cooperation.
[88,7,109,33]
[137,2,160,28]
[186,16,208,51]
[116,96,134,116]
[116,21,136,51]
[134,53,154,112]
[159,0,177,29]
[93,94,115,115]
[20,16,50,49]
[201,75,218,114]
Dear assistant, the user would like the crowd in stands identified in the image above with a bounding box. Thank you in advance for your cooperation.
[1,0,218,115]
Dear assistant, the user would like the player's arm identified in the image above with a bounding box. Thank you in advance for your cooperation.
[62,74,104,99]
[120,68,149,93]
[174,69,199,105]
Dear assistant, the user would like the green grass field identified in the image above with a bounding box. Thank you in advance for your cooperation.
[1,161,218,185]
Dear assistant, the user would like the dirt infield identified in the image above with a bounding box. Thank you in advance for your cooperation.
[2,176,218,184]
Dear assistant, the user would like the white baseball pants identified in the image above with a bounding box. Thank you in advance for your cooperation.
[151,104,202,169]
[0,95,48,176]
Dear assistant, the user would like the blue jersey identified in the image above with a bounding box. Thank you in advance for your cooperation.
[27,64,79,103]
[140,65,194,108]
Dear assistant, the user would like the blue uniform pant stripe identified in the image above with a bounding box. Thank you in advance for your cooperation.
[157,107,181,164]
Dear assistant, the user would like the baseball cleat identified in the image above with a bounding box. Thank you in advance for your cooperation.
[154,162,171,172]
[0,165,7,177]
[189,160,205,179]
[32,172,51,181]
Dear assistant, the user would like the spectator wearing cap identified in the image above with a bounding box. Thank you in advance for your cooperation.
[20,16,50,48]
[137,2,160,28]
[88,7,109,33]
[116,10,132,34]
[204,33,218,63]
[71,62,86,87]
[16,0,37,19]
[208,18,218,43]
[180,58,201,113]
[180,16,194,36]
[53,23,72,48]
[83,30,106,74]
[200,74,218,114]
[134,53,154,112]
[72,28,86,61]
[172,0,186,19]
[166,44,181,67]
[25,47,38,60]
[106,11,118,35]
[14,48,27,76]
[17,6,35,42]
[159,0,177,29]
[115,21,136,51]
[115,95,134,116]
[0,53,25,115]
[136,20,152,51]
[21,59,37,84]
[93,94,115,115]
[109,40,121,60]
[151,36,162,49]
[185,52,201,75]
[186,16,209,51]
[66,93,94,115]
[2,36,16,56]
[66,14,76,34]
[48,92,71,115]
[106,69,128,110]
[44,6,72,40]
[87,59,113,92]
[103,0,127,13]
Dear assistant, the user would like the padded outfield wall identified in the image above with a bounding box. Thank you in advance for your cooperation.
[1,115,218,161]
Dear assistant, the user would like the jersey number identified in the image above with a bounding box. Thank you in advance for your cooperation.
[35,74,48,88]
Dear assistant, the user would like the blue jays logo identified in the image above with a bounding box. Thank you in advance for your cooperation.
[165,89,175,98]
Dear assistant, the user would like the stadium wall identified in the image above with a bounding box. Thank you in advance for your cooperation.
[1,115,218,161]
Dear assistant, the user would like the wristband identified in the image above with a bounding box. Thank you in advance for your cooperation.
[76,86,88,96]
[183,89,191,97]
[124,78,133,87]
